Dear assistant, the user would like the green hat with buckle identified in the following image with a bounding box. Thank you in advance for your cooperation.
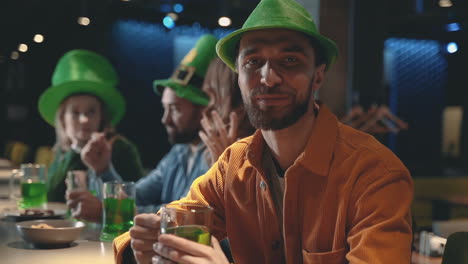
[38,49,125,126]
[153,34,218,106]
[216,0,338,72]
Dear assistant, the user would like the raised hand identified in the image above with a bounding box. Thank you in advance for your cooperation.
[199,111,239,165]
[81,132,112,173]
[130,213,161,264]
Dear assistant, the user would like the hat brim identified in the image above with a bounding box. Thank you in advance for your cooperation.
[38,80,126,126]
[216,25,338,72]
[153,79,209,106]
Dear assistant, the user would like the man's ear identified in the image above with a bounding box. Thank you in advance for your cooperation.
[311,64,326,92]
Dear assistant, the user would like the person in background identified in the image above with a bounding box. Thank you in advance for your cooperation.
[38,49,144,222]
[113,34,218,214]
[120,0,414,263]
[199,57,255,165]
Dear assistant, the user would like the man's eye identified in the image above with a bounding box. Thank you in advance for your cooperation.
[285,57,298,63]
[247,58,259,65]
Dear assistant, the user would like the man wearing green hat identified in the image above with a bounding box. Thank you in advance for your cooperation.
[124,0,413,263]
[102,34,217,215]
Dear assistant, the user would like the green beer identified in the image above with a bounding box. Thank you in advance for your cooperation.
[165,225,211,245]
[100,197,135,241]
[20,182,47,208]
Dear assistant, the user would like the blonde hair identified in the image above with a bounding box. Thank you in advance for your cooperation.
[53,94,114,152]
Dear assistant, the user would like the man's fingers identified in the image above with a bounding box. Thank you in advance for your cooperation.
[157,234,210,257]
[134,213,161,229]
[134,250,156,264]
[228,112,239,140]
[131,238,158,252]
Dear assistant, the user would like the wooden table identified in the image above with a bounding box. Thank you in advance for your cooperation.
[0,200,114,264]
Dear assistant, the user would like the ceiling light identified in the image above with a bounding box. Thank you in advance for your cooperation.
[446,42,458,53]
[33,34,44,43]
[168,12,178,21]
[18,43,28,52]
[10,51,19,60]
[78,16,91,26]
[439,0,453,7]
[173,3,184,13]
[218,16,232,27]
[163,16,175,29]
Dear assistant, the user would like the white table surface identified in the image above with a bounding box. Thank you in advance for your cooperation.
[0,200,114,264]
[0,168,13,182]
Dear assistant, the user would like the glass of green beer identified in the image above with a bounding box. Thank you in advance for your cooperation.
[160,203,213,246]
[100,181,136,242]
[9,163,48,209]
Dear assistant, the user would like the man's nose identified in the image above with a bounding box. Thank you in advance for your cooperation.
[79,113,89,123]
[260,61,282,88]
[161,111,171,125]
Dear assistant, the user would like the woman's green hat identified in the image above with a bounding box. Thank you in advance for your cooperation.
[153,34,218,106]
[216,0,338,72]
[38,49,126,126]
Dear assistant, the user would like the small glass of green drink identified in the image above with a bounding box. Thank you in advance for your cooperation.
[160,203,213,246]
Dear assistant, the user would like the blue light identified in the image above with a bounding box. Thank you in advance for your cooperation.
[163,16,175,29]
[446,23,461,32]
[446,42,458,53]
[160,4,171,13]
[173,3,184,13]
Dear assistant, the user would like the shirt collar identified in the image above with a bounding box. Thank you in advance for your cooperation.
[247,104,338,178]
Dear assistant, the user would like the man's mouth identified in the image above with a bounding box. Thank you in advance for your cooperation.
[254,94,291,106]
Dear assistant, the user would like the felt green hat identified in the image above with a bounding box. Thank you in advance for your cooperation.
[216,0,338,72]
[38,49,125,126]
[153,34,218,106]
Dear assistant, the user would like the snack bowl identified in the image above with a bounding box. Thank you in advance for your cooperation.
[16,219,85,246]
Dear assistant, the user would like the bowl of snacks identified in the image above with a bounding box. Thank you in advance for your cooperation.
[16,219,85,246]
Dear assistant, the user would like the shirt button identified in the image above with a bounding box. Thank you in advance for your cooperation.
[259,181,266,190]
[271,240,281,250]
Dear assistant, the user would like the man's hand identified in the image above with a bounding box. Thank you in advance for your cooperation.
[130,213,161,264]
[199,111,239,165]
[66,190,102,222]
[81,132,112,174]
[152,235,229,264]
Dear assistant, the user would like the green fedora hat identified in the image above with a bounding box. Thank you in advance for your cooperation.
[216,0,338,72]
[38,49,126,126]
[153,34,218,106]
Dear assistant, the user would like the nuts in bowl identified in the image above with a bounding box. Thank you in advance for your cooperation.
[16,219,85,246]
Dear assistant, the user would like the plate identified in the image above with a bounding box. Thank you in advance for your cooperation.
[2,208,67,221]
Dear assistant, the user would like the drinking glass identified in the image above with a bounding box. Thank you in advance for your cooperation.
[100,181,136,242]
[159,203,213,246]
[9,163,48,208]
[66,170,88,192]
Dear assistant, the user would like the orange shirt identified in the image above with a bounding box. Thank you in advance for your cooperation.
[114,105,413,264]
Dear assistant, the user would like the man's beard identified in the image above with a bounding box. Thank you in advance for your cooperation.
[244,83,312,131]
[167,128,199,144]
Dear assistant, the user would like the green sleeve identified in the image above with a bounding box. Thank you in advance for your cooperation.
[111,136,145,182]
[46,150,85,202]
